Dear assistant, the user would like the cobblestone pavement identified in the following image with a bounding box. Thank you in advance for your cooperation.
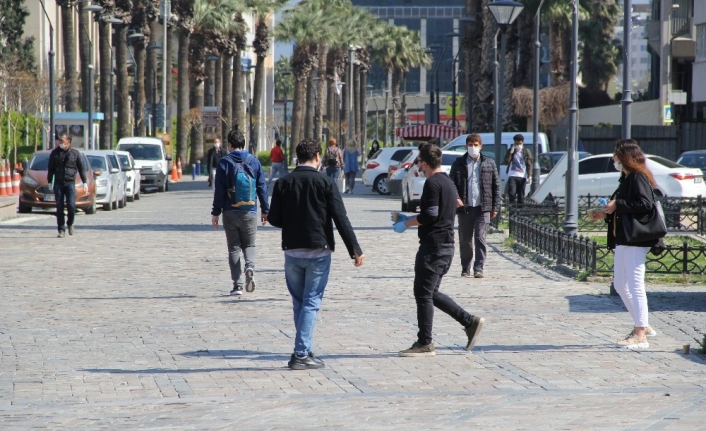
[1,177,704,430]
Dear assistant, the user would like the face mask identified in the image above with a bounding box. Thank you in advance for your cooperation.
[467,146,480,158]
[59,144,67,150]
[515,144,523,150]
[614,161,622,172]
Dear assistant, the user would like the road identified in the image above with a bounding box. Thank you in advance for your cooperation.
[0,177,704,430]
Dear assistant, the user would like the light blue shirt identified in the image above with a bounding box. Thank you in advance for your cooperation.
[466,155,481,207]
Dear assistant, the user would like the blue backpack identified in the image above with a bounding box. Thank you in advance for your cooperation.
[222,153,257,210]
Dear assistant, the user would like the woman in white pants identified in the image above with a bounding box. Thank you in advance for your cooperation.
[601,139,660,350]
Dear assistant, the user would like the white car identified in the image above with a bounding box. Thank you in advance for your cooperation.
[386,150,419,196]
[400,151,462,212]
[362,147,416,195]
[117,137,171,192]
[116,150,141,202]
[544,153,706,198]
[83,151,121,211]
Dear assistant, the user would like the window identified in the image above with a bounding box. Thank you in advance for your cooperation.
[87,155,107,171]
[391,149,413,162]
[578,157,610,175]
[697,24,706,62]
[29,154,50,170]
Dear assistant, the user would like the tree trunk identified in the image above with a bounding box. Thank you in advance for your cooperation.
[550,20,564,86]
[135,43,147,136]
[98,21,112,149]
[359,71,368,153]
[221,55,232,141]
[291,76,305,156]
[326,81,336,134]
[391,68,401,145]
[166,26,173,133]
[472,2,497,133]
[189,78,204,165]
[304,74,314,140]
[232,51,243,131]
[353,64,360,144]
[146,20,159,135]
[252,54,266,152]
[176,29,190,166]
[78,3,90,111]
[116,26,130,139]
[61,5,79,112]
[214,58,222,109]
[315,47,327,144]
[342,64,349,146]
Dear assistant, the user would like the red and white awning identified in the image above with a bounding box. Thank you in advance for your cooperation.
[395,124,465,141]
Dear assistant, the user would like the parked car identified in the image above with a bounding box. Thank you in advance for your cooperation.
[116,137,171,192]
[18,150,97,214]
[400,151,461,212]
[386,150,418,196]
[84,151,121,211]
[544,153,706,198]
[103,151,128,209]
[539,151,592,175]
[362,147,415,195]
[676,150,706,177]
[116,150,141,202]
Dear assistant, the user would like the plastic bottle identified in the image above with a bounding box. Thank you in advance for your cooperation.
[598,198,608,206]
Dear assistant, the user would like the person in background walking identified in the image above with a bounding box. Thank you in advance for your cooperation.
[268,138,365,370]
[343,141,359,194]
[211,128,269,296]
[368,140,380,160]
[392,142,485,357]
[47,133,88,238]
[503,134,532,204]
[449,134,500,278]
[207,138,227,188]
[269,139,286,185]
[324,138,344,180]
[596,139,660,349]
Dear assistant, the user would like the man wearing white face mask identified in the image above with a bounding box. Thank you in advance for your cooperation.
[47,134,88,238]
[504,134,533,204]
[449,134,500,278]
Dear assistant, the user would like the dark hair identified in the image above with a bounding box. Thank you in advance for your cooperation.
[417,142,442,169]
[296,138,321,163]
[60,133,72,143]
[227,126,246,149]
[513,134,525,142]
[371,140,379,148]
[466,134,482,145]
[275,139,282,147]
[614,139,657,188]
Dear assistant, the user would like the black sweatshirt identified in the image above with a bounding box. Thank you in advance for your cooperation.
[416,172,456,247]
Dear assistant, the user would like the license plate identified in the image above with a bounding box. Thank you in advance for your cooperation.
[695,177,703,184]
[44,194,55,202]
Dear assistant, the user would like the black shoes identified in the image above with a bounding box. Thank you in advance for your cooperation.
[57,230,65,238]
[288,352,326,370]
[461,268,472,278]
[68,225,74,236]
[474,271,484,278]
[464,316,486,351]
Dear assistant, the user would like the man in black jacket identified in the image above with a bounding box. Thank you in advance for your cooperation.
[268,138,365,370]
[449,134,500,278]
[206,138,227,187]
[47,133,87,238]
[503,134,533,204]
[392,142,485,357]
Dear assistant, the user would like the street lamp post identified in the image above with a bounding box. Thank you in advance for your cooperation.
[347,46,356,147]
[487,0,524,168]
[38,0,56,150]
[313,75,320,144]
[621,0,633,140]
[161,0,171,134]
[459,16,476,133]
[446,33,461,129]
[531,0,546,194]
[281,71,291,169]
[563,0,580,235]
[127,32,145,136]
[77,1,103,149]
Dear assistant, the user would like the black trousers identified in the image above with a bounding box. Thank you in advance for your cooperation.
[414,244,474,346]
[507,176,527,204]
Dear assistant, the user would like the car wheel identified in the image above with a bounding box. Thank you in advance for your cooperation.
[18,199,32,213]
[374,174,389,195]
[135,191,140,200]
[85,199,96,215]
[118,193,126,208]
[158,183,166,193]
[127,190,134,203]
[103,202,112,211]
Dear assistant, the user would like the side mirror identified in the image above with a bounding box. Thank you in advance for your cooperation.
[15,167,24,174]
[110,168,119,174]
[93,169,103,177]
[166,155,173,161]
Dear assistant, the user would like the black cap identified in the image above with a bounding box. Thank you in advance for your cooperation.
[513,134,525,142]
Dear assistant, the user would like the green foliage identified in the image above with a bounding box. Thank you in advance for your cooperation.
[275,56,293,100]
[257,150,271,166]
[0,0,35,71]
[0,111,42,161]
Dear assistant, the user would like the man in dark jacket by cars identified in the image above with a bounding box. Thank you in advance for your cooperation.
[268,138,365,371]
[207,138,227,188]
[47,133,88,238]
[449,134,500,278]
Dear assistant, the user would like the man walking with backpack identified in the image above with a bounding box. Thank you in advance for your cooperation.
[211,127,269,296]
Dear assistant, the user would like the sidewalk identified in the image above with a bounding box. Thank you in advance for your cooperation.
[0,179,704,429]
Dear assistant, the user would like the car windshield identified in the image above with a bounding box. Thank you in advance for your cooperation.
[119,144,162,160]
[677,154,706,170]
[442,154,460,166]
[117,154,132,170]
[400,151,417,164]
[29,154,50,170]
[648,155,682,169]
[87,155,107,171]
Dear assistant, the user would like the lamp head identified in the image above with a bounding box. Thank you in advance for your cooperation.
[486,0,524,27]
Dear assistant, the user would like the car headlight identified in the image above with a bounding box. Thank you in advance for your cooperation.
[97,179,108,186]
[153,163,163,171]
[22,176,38,186]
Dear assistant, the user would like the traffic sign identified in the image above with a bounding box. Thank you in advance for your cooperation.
[446,96,463,117]
[663,104,673,124]
[202,106,220,128]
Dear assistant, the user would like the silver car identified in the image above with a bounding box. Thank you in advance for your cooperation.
[102,150,128,209]
[84,151,120,211]
[116,150,141,202]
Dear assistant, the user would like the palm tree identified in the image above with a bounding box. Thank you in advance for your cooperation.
[143,0,161,136]
[58,0,79,112]
[579,0,621,93]
[248,0,288,150]
[231,14,247,136]
[95,0,115,148]
[132,0,151,136]
[172,0,194,166]
[113,0,132,139]
[78,1,91,112]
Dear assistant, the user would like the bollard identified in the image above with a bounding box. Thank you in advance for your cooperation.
[191,164,196,180]
[196,160,201,176]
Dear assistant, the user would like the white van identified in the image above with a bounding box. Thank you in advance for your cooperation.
[442,132,550,194]
[116,137,172,192]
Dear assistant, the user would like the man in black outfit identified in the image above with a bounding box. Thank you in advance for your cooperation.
[47,133,88,238]
[207,138,227,187]
[392,142,485,356]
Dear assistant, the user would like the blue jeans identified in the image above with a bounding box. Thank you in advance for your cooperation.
[54,182,76,232]
[325,166,340,180]
[284,254,332,356]
[268,162,285,183]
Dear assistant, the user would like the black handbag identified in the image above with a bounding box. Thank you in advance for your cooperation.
[622,189,667,243]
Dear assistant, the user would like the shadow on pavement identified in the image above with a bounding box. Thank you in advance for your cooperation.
[179,349,397,361]
[81,367,287,373]
[71,295,197,300]
[219,298,288,304]
[567,292,706,313]
[0,223,213,232]
[473,344,618,352]
[673,349,706,365]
